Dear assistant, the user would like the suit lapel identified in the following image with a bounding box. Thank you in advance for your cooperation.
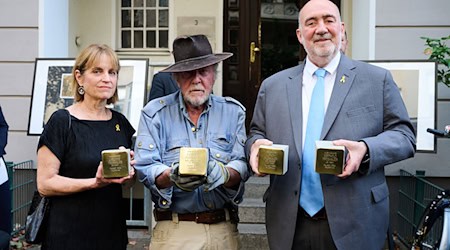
[322,56,356,139]
[287,64,304,159]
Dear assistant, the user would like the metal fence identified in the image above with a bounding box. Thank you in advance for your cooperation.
[397,169,445,249]
[7,160,36,235]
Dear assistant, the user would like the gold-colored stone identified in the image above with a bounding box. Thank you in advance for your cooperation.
[258,144,289,175]
[179,147,208,176]
[102,149,130,178]
[315,141,345,175]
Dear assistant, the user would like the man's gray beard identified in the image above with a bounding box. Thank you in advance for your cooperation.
[309,43,337,58]
[184,94,209,107]
[302,35,341,59]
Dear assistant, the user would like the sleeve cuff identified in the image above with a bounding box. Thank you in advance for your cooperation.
[358,140,370,175]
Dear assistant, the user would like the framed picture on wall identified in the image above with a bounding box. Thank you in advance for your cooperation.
[27,58,149,135]
[367,60,437,153]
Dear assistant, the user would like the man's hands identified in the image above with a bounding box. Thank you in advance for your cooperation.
[205,161,230,190]
[169,163,206,192]
[333,139,368,178]
[248,138,369,178]
[249,139,273,176]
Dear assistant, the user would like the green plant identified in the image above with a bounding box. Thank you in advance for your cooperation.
[421,35,450,87]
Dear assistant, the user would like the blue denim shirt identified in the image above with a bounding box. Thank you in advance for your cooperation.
[134,91,249,213]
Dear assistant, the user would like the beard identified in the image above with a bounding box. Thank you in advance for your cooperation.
[303,34,340,58]
[183,89,211,107]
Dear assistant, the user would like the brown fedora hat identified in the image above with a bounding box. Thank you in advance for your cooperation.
[161,34,233,72]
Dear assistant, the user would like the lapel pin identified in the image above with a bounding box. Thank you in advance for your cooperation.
[115,124,121,132]
[339,75,346,83]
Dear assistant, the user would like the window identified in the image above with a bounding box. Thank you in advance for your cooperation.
[120,0,169,49]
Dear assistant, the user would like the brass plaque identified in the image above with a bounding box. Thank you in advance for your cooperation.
[102,149,130,178]
[315,141,345,175]
[179,147,208,176]
[258,144,289,175]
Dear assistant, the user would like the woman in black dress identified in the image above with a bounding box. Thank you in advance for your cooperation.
[37,44,135,250]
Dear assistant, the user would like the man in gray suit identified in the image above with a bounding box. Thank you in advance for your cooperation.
[245,0,416,249]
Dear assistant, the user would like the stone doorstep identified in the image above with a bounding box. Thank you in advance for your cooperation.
[244,176,270,199]
[238,224,269,250]
[239,197,266,224]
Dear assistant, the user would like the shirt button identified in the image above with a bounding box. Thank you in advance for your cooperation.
[215,153,221,158]
[149,144,154,149]
[137,141,142,148]
[191,127,196,132]
[159,100,165,104]
[161,200,167,205]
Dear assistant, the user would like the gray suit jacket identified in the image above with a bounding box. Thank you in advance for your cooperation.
[245,55,416,250]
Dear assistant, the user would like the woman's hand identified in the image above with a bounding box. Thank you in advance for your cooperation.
[94,147,136,188]
[123,149,136,188]
[94,162,135,188]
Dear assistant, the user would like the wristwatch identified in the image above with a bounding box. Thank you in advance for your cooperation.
[361,151,370,165]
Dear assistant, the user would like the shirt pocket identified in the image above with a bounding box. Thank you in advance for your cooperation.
[208,133,234,164]
[162,138,189,166]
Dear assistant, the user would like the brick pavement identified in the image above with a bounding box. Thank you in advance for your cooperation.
[127,229,150,250]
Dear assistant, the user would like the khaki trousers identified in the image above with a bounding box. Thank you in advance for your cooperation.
[150,220,240,250]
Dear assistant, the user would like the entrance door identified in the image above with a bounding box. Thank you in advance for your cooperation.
[222,0,261,129]
[222,0,301,130]
[222,0,340,130]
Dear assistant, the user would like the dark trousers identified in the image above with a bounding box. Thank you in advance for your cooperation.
[292,207,337,250]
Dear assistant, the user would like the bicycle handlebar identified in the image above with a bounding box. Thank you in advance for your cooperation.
[427,128,450,138]
[427,125,450,138]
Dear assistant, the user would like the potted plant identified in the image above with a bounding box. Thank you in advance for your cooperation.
[421,35,450,87]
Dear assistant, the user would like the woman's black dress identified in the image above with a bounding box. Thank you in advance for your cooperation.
[38,109,135,250]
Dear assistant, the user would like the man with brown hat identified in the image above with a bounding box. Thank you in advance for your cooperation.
[134,34,250,249]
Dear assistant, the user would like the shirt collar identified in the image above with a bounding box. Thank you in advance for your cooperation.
[304,52,341,77]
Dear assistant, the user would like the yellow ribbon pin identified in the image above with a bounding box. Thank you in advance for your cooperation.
[340,75,346,83]
[115,124,120,131]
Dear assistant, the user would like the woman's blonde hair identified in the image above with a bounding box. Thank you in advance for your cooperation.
[71,44,120,104]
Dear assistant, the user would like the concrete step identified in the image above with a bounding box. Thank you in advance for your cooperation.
[238,224,269,250]
[238,198,265,224]
[244,176,269,199]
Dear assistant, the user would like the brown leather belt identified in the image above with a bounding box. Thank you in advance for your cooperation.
[299,207,328,221]
[154,209,229,224]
